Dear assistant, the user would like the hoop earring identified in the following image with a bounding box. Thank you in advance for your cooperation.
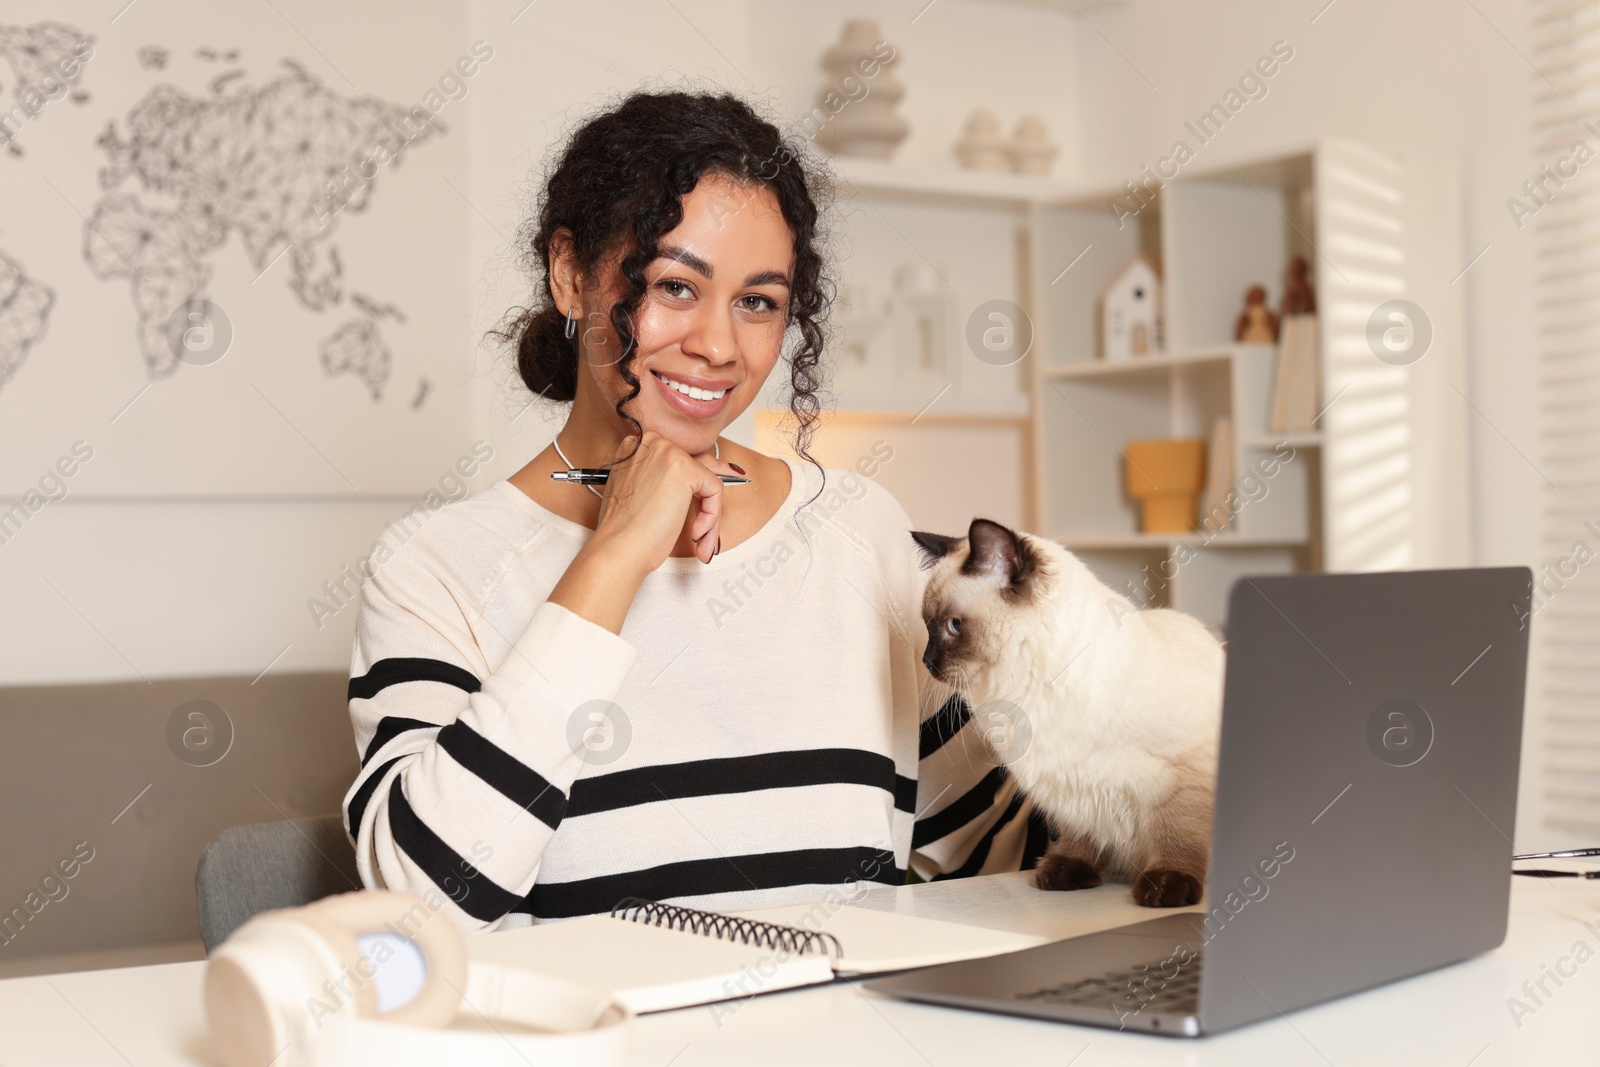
[564,308,577,340]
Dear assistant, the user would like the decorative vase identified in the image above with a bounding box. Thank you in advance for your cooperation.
[953,110,1008,171]
[813,20,908,160]
[891,262,954,395]
[1125,439,1207,533]
[1008,114,1057,176]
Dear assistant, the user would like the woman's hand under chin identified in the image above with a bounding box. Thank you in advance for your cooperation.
[591,430,743,567]
[545,428,743,636]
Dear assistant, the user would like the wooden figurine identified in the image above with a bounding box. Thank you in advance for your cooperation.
[1235,285,1279,344]
[1098,253,1162,360]
[1281,255,1316,316]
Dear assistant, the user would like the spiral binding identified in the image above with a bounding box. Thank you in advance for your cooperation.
[609,897,845,959]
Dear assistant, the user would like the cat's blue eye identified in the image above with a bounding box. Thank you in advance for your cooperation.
[945,617,961,637]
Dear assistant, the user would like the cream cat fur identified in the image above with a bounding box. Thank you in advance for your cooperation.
[910,518,1225,907]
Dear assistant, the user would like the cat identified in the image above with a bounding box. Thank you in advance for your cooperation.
[910,517,1225,908]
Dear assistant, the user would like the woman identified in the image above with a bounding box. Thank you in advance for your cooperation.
[342,90,1048,932]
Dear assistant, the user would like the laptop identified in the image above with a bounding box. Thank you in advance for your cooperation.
[868,567,1533,1036]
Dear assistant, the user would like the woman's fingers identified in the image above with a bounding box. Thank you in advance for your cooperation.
[687,439,741,562]
[685,459,726,563]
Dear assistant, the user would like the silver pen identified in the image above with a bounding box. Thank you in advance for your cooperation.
[551,468,751,486]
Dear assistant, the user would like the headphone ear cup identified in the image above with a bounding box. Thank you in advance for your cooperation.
[297,890,467,1029]
[205,913,345,1067]
[206,890,471,1067]
[204,946,291,1067]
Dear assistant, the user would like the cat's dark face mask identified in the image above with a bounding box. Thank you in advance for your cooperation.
[909,519,1044,685]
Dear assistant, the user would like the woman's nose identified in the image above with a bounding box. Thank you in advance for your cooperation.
[682,302,738,365]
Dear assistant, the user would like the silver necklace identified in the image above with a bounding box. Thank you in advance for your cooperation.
[553,433,719,500]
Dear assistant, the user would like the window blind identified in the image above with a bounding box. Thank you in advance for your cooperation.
[1532,0,1600,836]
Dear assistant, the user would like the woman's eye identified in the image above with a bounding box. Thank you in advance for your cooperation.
[945,617,961,637]
[739,294,779,312]
[659,280,693,299]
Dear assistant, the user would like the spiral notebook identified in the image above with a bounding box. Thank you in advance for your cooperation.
[466,897,1048,1013]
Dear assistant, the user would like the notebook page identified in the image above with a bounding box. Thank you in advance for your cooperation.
[466,912,836,1013]
[729,904,1049,976]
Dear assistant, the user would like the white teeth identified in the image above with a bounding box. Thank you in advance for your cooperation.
[658,373,727,401]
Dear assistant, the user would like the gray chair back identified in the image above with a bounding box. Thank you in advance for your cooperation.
[196,814,363,951]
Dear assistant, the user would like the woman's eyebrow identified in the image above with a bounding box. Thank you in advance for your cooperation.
[655,244,714,278]
[654,245,790,288]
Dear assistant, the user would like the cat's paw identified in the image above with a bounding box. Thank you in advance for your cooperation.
[1034,852,1103,892]
[1132,868,1203,907]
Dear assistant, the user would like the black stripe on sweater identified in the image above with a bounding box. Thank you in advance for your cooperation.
[919,693,972,759]
[911,765,1006,849]
[437,720,567,830]
[516,846,902,920]
[566,749,914,818]
[387,783,522,923]
[347,754,404,836]
[932,785,1027,881]
[361,717,442,767]
[349,657,481,702]
[894,774,918,813]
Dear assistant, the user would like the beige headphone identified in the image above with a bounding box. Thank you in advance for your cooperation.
[204,890,632,1067]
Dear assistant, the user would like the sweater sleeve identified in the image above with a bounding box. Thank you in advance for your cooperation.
[909,685,1054,881]
[341,529,638,933]
[865,484,1054,881]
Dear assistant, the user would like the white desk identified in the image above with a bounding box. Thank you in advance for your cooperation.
[3,871,1596,1066]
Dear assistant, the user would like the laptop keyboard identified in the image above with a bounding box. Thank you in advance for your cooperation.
[1014,956,1202,1015]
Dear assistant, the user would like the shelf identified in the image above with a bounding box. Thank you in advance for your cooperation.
[824,145,1323,219]
[760,389,1030,422]
[1240,431,1323,449]
[1053,534,1311,551]
[1043,344,1274,380]
[828,156,1076,208]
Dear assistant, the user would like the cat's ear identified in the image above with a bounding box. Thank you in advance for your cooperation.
[910,530,959,570]
[963,518,1039,592]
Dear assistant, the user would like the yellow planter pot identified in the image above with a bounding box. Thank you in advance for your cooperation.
[1125,438,1207,533]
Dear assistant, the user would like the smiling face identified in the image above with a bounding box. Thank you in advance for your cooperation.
[554,172,796,455]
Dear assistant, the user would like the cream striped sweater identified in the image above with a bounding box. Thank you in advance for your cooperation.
[342,454,1049,932]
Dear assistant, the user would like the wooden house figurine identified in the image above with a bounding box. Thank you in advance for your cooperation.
[1098,254,1162,361]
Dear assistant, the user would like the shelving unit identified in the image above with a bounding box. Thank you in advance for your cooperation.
[755,150,1046,538]
[758,139,1465,632]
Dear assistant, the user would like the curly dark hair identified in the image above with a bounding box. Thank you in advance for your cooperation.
[492,89,836,492]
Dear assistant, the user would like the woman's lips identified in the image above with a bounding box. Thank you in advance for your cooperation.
[650,369,734,419]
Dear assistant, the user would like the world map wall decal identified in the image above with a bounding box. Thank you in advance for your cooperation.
[0,249,54,391]
[0,5,477,497]
[0,20,90,396]
[84,58,437,396]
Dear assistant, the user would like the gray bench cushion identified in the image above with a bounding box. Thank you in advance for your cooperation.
[0,671,357,968]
